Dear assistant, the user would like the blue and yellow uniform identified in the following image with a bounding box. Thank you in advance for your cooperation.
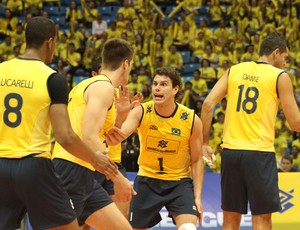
[129,101,198,228]
[0,58,55,159]
[52,74,114,225]
[137,101,194,180]
[221,61,282,215]
[0,58,76,229]
[223,61,283,151]
[52,74,114,170]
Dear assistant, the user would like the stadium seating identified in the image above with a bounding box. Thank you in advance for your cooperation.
[180,50,191,64]
[73,75,88,84]
[183,63,201,75]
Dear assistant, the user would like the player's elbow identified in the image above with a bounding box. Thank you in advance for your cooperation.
[202,98,215,114]
[289,120,300,132]
[55,129,78,147]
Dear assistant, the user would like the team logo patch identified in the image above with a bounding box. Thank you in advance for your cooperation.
[150,125,158,130]
[172,128,181,136]
[157,140,168,148]
[180,112,189,120]
[146,105,152,113]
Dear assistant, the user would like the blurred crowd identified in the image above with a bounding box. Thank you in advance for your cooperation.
[1,0,300,172]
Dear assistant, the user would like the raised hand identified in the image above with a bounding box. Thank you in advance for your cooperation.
[130,91,144,108]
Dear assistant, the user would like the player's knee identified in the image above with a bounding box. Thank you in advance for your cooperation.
[178,223,197,230]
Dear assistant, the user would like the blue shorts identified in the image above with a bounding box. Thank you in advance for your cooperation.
[221,149,281,215]
[53,159,113,226]
[129,176,198,228]
[94,163,127,195]
[0,157,76,230]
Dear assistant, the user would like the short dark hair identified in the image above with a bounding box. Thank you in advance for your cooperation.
[281,155,293,164]
[193,69,200,75]
[101,38,134,70]
[91,58,102,73]
[153,67,182,100]
[25,16,56,49]
[259,33,288,56]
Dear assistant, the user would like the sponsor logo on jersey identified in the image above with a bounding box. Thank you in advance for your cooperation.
[150,125,158,130]
[158,140,168,148]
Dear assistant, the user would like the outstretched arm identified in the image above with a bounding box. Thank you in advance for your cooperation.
[107,105,143,146]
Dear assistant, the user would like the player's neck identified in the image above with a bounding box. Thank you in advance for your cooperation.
[21,49,44,62]
[154,101,177,117]
[257,56,269,64]
[100,70,121,88]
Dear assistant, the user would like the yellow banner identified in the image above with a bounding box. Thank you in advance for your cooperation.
[273,172,300,230]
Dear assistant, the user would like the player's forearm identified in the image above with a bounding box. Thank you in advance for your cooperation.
[201,101,215,144]
[81,134,107,153]
[107,170,126,183]
[192,159,205,200]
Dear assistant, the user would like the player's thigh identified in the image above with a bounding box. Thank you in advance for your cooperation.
[0,159,26,229]
[242,151,281,214]
[221,149,248,213]
[48,219,80,230]
[111,194,130,219]
[85,203,132,230]
[173,214,197,228]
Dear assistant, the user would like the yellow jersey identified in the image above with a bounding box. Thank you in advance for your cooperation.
[99,88,120,163]
[52,74,114,170]
[222,61,284,152]
[137,101,194,180]
[0,58,55,158]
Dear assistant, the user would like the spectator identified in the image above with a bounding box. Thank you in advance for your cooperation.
[6,0,23,16]
[200,58,217,89]
[180,81,199,110]
[278,155,299,172]
[191,69,208,98]
[65,0,83,34]
[62,42,82,75]
[0,9,18,38]
[291,145,300,170]
[82,0,98,27]
[164,44,184,71]
[92,13,107,39]
[0,35,15,60]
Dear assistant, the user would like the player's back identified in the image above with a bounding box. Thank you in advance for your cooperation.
[222,61,284,152]
[0,58,55,158]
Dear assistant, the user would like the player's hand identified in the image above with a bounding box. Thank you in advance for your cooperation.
[116,86,143,121]
[130,91,144,108]
[202,144,215,168]
[115,85,131,116]
[92,151,118,177]
[106,126,127,146]
[195,198,203,227]
[113,177,137,203]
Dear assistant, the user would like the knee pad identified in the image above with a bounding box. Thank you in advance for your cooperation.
[178,223,197,230]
